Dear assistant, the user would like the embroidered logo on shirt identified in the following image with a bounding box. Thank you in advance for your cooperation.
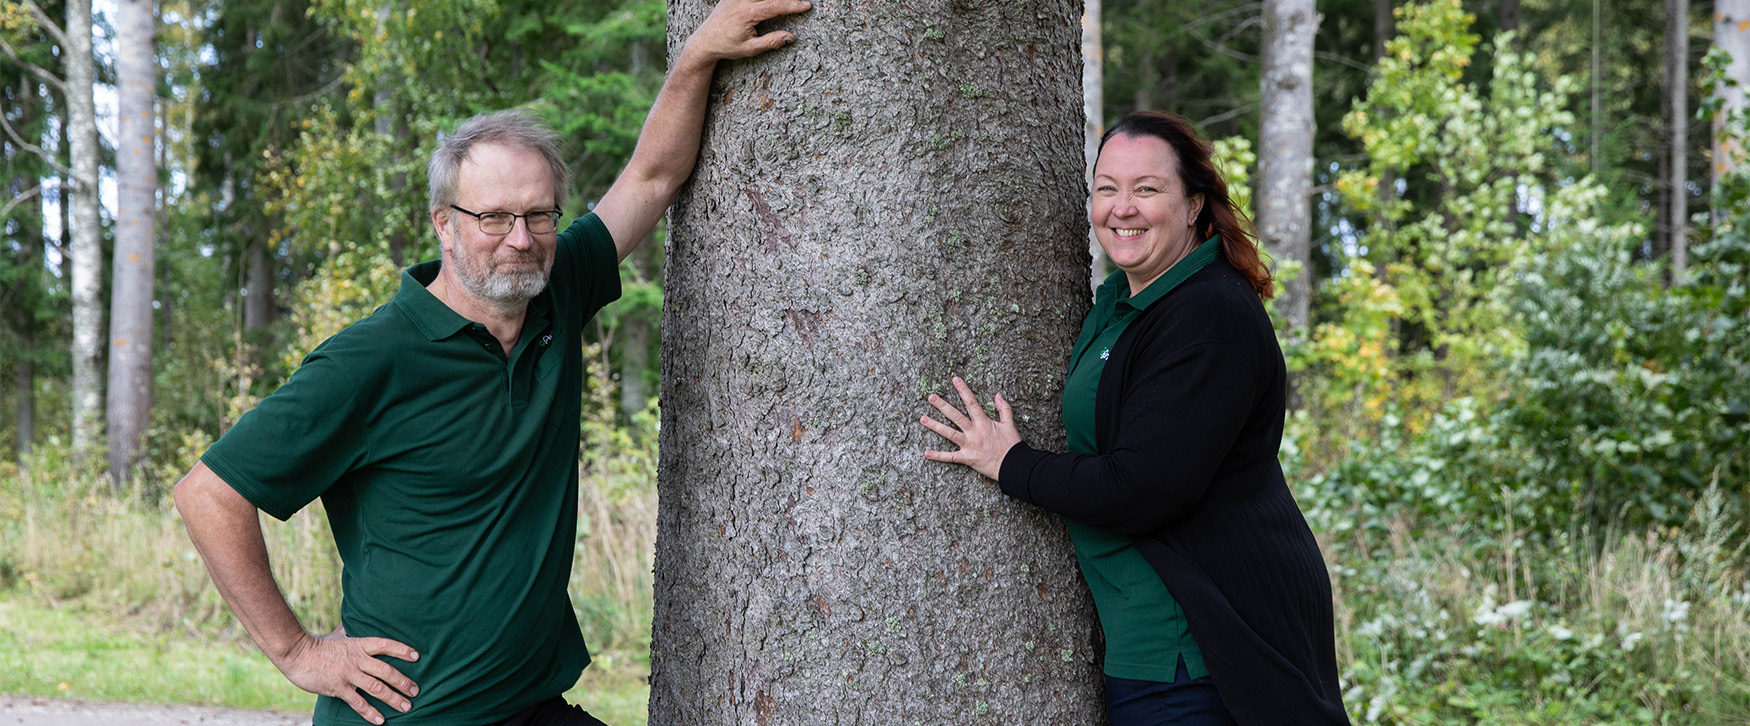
[1100,348,1110,360]
[539,332,554,347]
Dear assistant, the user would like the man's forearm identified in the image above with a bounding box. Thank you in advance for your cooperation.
[174,462,310,664]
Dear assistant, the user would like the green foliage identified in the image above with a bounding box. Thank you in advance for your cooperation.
[1327,1,1622,426]
[1332,495,1750,723]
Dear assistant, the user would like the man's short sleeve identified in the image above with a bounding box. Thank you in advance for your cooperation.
[553,212,623,315]
[201,352,368,521]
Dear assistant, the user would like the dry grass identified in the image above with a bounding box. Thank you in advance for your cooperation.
[0,357,661,712]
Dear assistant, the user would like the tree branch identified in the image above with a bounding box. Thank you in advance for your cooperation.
[0,35,68,94]
[1315,51,1373,74]
[21,0,71,49]
[0,110,72,176]
[1199,102,1260,128]
[0,185,42,219]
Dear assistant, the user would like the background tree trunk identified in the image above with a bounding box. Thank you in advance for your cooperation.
[8,76,42,458]
[66,0,106,458]
[1083,0,1107,295]
[650,0,1103,720]
[244,240,275,331]
[1714,0,1750,223]
[619,237,652,417]
[1666,0,1690,278]
[107,0,158,480]
[1258,0,1318,333]
[1592,0,1604,174]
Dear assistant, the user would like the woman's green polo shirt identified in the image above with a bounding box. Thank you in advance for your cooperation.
[1060,236,1221,682]
[201,214,621,725]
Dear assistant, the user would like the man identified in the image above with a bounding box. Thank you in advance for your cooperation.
[172,1,809,723]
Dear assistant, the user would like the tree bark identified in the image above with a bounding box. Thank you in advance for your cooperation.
[10,76,41,458]
[1499,0,1520,32]
[66,0,106,458]
[1083,0,1107,294]
[106,0,158,480]
[1592,0,1604,174]
[650,0,1102,721]
[1258,0,1318,333]
[619,237,652,417]
[1667,0,1690,278]
[1714,0,1750,223]
[244,240,276,331]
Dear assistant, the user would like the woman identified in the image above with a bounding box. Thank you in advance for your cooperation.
[919,111,1348,725]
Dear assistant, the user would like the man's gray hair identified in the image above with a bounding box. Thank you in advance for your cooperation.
[428,109,571,213]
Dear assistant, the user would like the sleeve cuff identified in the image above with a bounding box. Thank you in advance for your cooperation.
[997,440,1046,504]
[200,451,298,522]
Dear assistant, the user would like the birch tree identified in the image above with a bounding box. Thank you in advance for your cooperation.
[107,0,157,478]
[1713,0,1750,209]
[10,0,106,454]
[1258,0,1319,332]
[1667,0,1690,277]
[650,0,1102,720]
[1083,0,1106,294]
[69,0,103,455]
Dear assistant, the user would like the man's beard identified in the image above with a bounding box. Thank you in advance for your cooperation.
[450,229,552,304]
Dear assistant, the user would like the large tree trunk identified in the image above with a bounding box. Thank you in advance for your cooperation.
[1083,0,1106,294]
[650,0,1102,721]
[1667,0,1690,278]
[1257,0,1318,333]
[1714,0,1750,224]
[66,0,105,458]
[107,0,158,481]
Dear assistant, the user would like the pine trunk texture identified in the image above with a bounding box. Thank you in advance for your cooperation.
[11,78,40,458]
[1667,0,1690,277]
[1257,0,1318,333]
[107,0,158,480]
[1714,0,1750,222]
[650,0,1102,721]
[245,240,276,331]
[66,0,105,457]
[1082,0,1107,295]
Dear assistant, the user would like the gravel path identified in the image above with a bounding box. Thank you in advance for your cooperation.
[0,696,310,726]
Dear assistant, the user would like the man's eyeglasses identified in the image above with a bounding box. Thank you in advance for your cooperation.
[449,205,563,235]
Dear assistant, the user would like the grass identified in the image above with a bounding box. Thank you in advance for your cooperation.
[0,598,311,711]
[0,363,659,722]
[0,598,654,721]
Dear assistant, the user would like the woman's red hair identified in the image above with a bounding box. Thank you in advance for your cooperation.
[1098,111,1275,299]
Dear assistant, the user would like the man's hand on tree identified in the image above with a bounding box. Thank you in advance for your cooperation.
[275,625,420,726]
[684,0,813,63]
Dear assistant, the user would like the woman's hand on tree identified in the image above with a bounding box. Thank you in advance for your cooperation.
[920,376,1021,481]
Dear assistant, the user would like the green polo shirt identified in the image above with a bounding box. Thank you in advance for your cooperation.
[202,214,621,725]
[1061,236,1220,683]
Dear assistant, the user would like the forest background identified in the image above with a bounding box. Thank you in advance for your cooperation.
[2,0,1749,722]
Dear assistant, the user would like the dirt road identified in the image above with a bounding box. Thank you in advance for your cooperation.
[0,696,310,725]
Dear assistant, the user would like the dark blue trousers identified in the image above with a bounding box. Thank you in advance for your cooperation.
[486,697,610,726]
[1105,657,1237,726]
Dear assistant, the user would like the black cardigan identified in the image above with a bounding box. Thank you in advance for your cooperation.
[999,257,1349,725]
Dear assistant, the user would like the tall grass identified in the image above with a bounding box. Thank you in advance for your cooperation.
[0,349,660,683]
[1328,480,1750,723]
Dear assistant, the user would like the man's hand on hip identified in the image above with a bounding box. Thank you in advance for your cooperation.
[276,625,420,725]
